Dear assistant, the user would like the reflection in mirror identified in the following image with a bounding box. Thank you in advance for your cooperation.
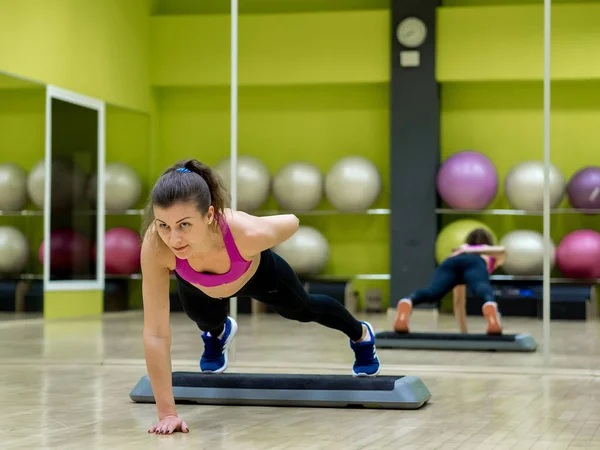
[102,104,150,313]
[46,97,99,282]
[0,71,45,319]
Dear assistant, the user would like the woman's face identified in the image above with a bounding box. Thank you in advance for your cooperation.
[153,202,215,258]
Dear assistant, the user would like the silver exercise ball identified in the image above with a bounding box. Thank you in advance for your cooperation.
[272,162,323,211]
[27,158,87,210]
[273,226,330,276]
[0,163,28,211]
[325,156,381,212]
[88,162,142,210]
[214,156,271,212]
[0,226,29,273]
[504,161,566,211]
[500,229,555,276]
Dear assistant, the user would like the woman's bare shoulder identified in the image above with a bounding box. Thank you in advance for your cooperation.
[220,208,255,234]
[141,224,176,271]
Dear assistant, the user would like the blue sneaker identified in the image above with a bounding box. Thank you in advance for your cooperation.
[200,316,238,373]
[350,321,380,377]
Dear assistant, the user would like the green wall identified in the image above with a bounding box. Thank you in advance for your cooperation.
[0,87,45,172]
[150,11,389,87]
[152,0,389,15]
[0,0,151,112]
[437,3,600,82]
[443,0,599,6]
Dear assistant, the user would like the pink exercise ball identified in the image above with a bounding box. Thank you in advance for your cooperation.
[39,229,91,272]
[556,230,600,279]
[104,227,141,275]
[436,151,498,210]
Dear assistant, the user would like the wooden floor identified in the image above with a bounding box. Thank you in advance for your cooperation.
[1,309,600,449]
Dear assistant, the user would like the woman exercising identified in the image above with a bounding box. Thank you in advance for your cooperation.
[393,228,506,335]
[141,159,380,435]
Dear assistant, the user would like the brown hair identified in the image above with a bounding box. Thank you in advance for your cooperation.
[465,228,494,246]
[141,159,230,239]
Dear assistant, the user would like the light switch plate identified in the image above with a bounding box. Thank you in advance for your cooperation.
[400,50,420,68]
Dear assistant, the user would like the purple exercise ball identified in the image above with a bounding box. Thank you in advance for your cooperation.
[567,166,600,212]
[436,151,499,210]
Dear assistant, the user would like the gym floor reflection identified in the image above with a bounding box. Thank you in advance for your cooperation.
[2,311,600,449]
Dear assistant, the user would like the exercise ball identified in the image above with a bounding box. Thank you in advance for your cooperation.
[88,162,142,210]
[272,162,323,211]
[214,156,270,212]
[104,227,141,275]
[566,166,600,212]
[27,158,87,210]
[0,226,29,273]
[0,163,28,211]
[436,151,498,210]
[325,156,381,212]
[500,230,555,276]
[273,226,329,276]
[504,161,566,211]
[556,229,600,279]
[39,229,91,273]
[435,219,497,264]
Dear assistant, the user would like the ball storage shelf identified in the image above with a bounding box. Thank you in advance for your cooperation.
[436,208,600,216]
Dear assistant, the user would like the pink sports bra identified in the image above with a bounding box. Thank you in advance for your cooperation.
[467,245,496,274]
[174,217,252,287]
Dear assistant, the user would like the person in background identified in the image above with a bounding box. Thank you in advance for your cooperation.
[394,228,506,335]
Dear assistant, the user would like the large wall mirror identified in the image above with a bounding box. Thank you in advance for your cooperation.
[43,86,105,291]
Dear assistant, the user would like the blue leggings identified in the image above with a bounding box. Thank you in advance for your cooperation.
[410,253,496,307]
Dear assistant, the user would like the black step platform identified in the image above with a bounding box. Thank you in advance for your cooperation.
[375,331,537,352]
[130,372,431,410]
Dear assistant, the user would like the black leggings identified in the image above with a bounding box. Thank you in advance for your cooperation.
[410,253,496,307]
[175,249,364,341]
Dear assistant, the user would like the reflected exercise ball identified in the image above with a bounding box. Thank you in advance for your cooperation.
[566,166,600,212]
[435,219,497,264]
[39,229,91,273]
[88,162,142,210]
[105,227,141,275]
[0,163,28,211]
[214,156,270,212]
[556,229,600,279]
[272,162,323,211]
[436,151,498,209]
[504,161,566,211]
[500,230,555,276]
[273,226,329,276]
[0,226,29,273]
[27,158,87,210]
[325,156,381,212]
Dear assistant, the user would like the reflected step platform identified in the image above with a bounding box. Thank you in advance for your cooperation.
[375,331,537,352]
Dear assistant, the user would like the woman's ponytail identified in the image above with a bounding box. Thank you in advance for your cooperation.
[182,159,231,217]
